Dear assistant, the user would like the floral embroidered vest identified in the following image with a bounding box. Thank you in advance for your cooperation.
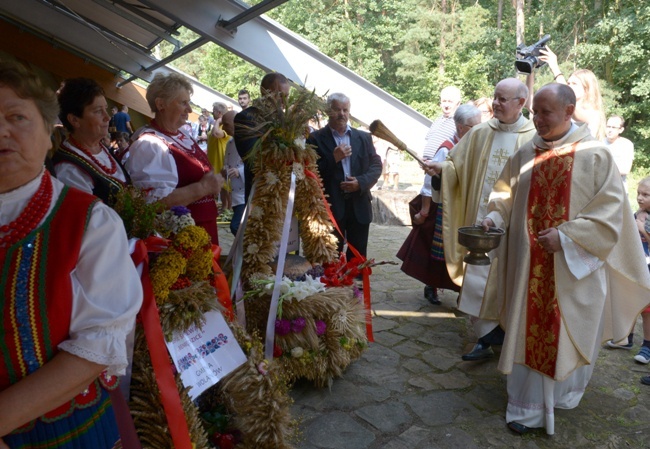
[0,186,116,425]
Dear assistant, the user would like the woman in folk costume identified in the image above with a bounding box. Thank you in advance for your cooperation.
[125,72,224,244]
[52,78,130,205]
[0,61,142,447]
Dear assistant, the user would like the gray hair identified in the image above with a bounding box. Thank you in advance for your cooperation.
[146,72,193,113]
[327,92,350,109]
[454,103,482,125]
[212,102,227,114]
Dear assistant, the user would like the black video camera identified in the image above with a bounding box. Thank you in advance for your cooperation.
[515,34,551,74]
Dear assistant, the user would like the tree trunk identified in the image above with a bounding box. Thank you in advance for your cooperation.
[515,0,525,46]
[496,0,503,47]
[439,0,447,75]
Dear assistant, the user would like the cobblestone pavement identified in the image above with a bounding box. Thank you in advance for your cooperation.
[218,219,650,449]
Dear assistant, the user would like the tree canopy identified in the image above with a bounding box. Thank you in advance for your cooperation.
[159,0,650,168]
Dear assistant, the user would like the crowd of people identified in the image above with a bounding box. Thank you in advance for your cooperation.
[1,41,649,445]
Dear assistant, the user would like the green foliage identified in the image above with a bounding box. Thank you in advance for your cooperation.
[156,0,650,169]
[111,186,165,239]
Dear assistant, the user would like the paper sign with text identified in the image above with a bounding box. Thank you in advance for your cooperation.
[166,310,247,399]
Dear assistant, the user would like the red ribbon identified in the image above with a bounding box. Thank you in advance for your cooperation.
[132,240,193,449]
[304,169,374,342]
[211,244,235,321]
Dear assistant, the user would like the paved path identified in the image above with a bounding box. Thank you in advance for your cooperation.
[218,220,650,449]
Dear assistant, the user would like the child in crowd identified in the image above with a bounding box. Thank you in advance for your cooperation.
[607,177,650,382]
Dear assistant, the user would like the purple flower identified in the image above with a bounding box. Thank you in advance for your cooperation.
[275,318,291,336]
[315,320,327,336]
[171,205,191,216]
[352,285,362,301]
[291,317,306,333]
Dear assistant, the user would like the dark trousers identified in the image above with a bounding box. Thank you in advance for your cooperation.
[335,199,370,261]
[230,204,245,237]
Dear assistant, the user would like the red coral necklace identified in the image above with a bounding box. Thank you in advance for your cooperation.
[0,171,53,248]
[68,137,117,175]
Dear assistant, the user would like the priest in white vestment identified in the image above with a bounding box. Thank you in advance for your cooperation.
[481,83,650,435]
[431,78,536,361]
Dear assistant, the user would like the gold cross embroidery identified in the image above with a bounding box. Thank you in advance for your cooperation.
[492,148,511,165]
[485,172,499,188]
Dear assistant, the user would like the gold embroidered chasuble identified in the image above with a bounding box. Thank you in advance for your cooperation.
[440,116,536,286]
[486,125,650,381]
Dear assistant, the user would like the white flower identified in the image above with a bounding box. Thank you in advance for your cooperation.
[259,275,327,303]
[264,171,279,186]
[293,137,306,150]
[291,347,304,358]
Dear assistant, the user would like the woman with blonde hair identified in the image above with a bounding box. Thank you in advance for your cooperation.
[566,69,606,140]
[540,48,607,140]
[125,72,224,244]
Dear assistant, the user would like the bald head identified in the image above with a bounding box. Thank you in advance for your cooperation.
[492,78,528,124]
[536,83,576,108]
[532,83,576,141]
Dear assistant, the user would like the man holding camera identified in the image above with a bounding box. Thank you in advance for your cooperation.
[427,78,536,361]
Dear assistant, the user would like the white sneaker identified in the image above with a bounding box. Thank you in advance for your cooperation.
[634,346,650,364]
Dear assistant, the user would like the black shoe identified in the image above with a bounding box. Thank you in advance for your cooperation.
[461,342,494,361]
[507,421,531,435]
[641,376,650,386]
[424,285,441,305]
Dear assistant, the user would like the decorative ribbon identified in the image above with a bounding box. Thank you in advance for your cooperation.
[265,171,298,360]
[224,181,258,328]
[304,169,374,342]
[211,244,235,321]
[131,239,193,449]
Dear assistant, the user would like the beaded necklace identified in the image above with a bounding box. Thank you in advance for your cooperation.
[67,136,117,175]
[149,121,211,173]
[0,171,53,248]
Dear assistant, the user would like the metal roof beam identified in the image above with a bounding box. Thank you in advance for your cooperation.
[117,36,209,87]
[111,0,181,37]
[217,0,289,31]
[0,0,162,80]
[137,0,432,151]
[91,0,182,50]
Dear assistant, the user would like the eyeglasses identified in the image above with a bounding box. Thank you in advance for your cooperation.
[606,125,622,129]
[493,96,521,103]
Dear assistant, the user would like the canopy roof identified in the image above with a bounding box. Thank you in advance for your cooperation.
[0,0,431,149]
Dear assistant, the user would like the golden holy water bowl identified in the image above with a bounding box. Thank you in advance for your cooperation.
[457,226,505,265]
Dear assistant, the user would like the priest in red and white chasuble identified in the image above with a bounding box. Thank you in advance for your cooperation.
[483,103,650,434]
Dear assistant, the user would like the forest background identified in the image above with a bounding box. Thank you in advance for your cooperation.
[159,0,650,175]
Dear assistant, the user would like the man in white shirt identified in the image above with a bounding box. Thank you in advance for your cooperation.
[604,115,634,187]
